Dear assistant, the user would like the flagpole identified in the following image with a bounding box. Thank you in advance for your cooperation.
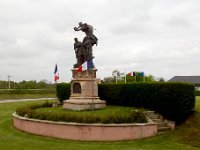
[124,71,126,83]
[143,72,145,82]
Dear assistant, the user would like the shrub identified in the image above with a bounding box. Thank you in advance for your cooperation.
[16,101,52,117]
[99,83,195,123]
[56,82,195,123]
[16,103,147,124]
[56,83,70,104]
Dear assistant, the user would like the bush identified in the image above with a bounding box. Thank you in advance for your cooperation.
[56,83,70,104]
[56,82,195,123]
[16,101,52,117]
[99,83,195,123]
[16,103,147,124]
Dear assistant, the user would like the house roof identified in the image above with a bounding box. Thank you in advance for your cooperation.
[168,76,200,85]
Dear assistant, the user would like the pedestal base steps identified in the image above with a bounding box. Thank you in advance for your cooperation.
[63,97,106,111]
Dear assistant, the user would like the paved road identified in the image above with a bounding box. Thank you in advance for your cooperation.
[0,98,56,103]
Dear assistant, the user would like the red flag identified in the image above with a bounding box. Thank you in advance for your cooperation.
[54,73,59,82]
[77,66,83,72]
[54,64,59,82]
[77,58,94,72]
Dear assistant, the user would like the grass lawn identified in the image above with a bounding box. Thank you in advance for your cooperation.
[0,98,200,150]
[172,96,200,147]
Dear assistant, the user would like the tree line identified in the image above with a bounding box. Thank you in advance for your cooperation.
[0,70,165,89]
[103,70,165,83]
[0,80,56,89]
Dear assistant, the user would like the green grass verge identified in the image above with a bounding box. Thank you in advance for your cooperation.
[0,98,199,150]
[0,89,56,100]
[172,96,200,147]
[0,94,56,100]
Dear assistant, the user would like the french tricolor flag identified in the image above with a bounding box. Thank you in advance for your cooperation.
[54,64,59,82]
[127,72,135,76]
[77,58,94,72]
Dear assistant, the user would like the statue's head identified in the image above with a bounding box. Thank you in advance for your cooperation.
[74,38,78,42]
[79,22,83,26]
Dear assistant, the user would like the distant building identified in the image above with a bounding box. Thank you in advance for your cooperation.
[168,76,200,90]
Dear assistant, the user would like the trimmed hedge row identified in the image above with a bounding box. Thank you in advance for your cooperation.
[56,83,195,123]
[16,101,52,117]
[16,102,147,124]
[56,83,70,103]
[99,83,195,123]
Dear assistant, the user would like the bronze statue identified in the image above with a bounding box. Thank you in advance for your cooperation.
[74,38,83,67]
[73,22,98,68]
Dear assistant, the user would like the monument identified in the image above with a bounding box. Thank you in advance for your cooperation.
[63,22,106,110]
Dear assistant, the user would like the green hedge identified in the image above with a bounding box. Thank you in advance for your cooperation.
[16,102,147,124]
[56,83,70,103]
[99,83,195,123]
[16,101,52,117]
[56,82,195,123]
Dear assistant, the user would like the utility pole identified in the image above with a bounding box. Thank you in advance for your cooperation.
[7,75,12,90]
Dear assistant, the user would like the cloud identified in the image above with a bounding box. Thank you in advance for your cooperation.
[0,0,200,82]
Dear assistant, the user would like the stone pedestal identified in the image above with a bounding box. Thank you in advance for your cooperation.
[63,68,106,111]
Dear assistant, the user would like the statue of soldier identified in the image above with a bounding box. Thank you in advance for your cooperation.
[74,22,98,63]
[73,38,84,68]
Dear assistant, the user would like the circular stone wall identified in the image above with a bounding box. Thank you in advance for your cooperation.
[13,113,157,141]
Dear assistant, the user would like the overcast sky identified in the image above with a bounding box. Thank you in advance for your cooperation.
[0,0,200,83]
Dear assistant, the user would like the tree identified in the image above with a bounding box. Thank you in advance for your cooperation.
[145,74,156,82]
[0,79,55,89]
[38,80,47,89]
[112,70,125,83]
[157,77,165,82]
[103,77,115,83]
[103,69,161,83]
[0,80,8,89]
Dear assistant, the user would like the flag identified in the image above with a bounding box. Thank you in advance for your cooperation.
[138,72,144,77]
[54,64,59,82]
[127,72,135,76]
[77,58,94,72]
[127,72,132,76]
